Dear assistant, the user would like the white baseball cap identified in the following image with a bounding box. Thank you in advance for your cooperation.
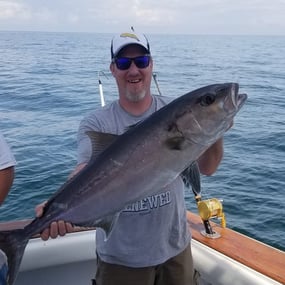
[111,30,150,59]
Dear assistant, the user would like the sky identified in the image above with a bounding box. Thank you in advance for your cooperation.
[0,0,285,35]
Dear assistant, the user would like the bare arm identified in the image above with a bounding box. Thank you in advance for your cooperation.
[0,166,14,205]
[197,138,224,176]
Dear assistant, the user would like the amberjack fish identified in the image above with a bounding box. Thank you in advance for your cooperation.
[0,83,247,285]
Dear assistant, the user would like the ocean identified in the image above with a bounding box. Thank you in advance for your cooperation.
[0,31,284,251]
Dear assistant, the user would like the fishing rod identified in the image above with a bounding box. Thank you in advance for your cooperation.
[152,73,162,96]
[98,71,106,107]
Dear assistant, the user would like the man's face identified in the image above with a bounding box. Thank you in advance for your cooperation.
[110,44,153,103]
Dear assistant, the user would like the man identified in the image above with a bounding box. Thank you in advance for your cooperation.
[0,132,16,205]
[0,131,16,283]
[36,30,225,285]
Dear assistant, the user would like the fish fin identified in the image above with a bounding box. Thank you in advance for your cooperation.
[165,137,185,150]
[0,229,29,285]
[95,213,120,241]
[180,161,201,196]
[86,131,118,160]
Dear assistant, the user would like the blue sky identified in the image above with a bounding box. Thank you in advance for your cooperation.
[0,0,284,35]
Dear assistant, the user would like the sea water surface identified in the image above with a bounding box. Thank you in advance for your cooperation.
[0,32,284,251]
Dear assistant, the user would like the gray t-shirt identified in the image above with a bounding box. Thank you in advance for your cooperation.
[77,95,191,267]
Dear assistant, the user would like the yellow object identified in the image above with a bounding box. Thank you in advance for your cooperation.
[197,198,223,221]
[221,213,226,228]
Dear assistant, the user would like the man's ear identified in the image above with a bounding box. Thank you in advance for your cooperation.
[149,57,153,69]
[110,63,115,76]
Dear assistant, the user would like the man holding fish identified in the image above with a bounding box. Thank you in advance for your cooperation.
[35,30,231,285]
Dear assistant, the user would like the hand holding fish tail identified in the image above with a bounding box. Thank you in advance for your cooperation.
[35,201,74,240]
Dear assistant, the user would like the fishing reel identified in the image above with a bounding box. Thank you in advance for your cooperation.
[195,196,226,239]
[182,161,226,239]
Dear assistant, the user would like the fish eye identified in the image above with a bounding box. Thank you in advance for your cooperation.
[199,94,216,106]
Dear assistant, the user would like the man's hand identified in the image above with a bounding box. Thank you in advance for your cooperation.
[35,201,74,241]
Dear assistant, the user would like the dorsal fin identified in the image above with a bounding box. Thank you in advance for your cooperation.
[86,131,118,160]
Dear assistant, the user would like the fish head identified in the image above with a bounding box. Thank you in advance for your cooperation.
[172,83,247,146]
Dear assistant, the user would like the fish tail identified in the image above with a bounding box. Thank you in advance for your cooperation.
[0,229,29,285]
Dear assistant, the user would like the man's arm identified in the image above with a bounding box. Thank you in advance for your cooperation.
[0,166,14,205]
[197,138,224,176]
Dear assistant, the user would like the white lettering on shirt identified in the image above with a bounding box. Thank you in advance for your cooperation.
[123,191,171,213]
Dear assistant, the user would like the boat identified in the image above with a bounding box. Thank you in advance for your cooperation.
[0,211,284,285]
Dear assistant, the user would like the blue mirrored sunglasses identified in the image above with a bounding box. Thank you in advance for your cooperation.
[113,55,151,70]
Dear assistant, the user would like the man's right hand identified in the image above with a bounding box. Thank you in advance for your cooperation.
[35,201,74,241]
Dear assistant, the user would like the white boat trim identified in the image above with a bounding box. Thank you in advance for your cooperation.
[192,239,282,285]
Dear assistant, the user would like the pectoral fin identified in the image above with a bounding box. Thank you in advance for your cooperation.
[180,161,201,196]
[95,213,120,241]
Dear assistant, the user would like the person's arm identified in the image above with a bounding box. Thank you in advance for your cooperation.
[197,119,234,176]
[0,166,15,205]
[197,138,224,176]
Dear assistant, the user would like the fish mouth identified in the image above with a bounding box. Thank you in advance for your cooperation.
[225,83,247,113]
[236,93,247,110]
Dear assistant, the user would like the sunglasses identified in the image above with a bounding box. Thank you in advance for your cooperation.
[113,55,151,70]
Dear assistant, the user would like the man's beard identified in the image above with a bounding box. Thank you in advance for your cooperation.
[125,89,147,102]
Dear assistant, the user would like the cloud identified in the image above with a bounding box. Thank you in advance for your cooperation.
[0,0,284,34]
[0,0,57,23]
[0,0,81,30]
[0,0,30,19]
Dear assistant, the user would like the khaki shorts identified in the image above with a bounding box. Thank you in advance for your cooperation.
[94,243,194,285]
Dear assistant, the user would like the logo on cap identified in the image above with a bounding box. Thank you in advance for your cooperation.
[120,33,140,42]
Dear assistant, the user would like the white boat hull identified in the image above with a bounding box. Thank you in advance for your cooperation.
[14,229,282,285]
